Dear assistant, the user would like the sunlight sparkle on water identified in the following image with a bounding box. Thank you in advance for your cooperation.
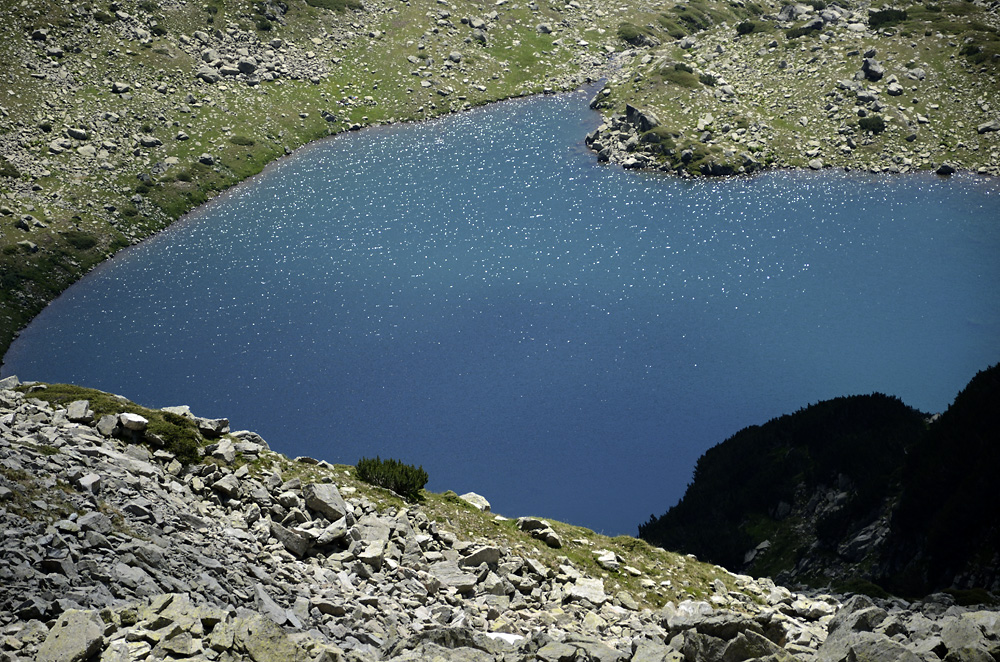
[4,91,1000,535]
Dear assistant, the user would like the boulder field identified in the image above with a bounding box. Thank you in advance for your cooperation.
[0,376,998,661]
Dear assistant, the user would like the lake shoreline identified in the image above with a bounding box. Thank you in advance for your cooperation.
[6,91,998,535]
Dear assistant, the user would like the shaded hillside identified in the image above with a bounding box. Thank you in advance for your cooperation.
[881,364,1000,596]
[638,393,927,582]
[640,364,1000,597]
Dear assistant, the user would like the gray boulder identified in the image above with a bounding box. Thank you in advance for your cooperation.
[862,58,884,82]
[196,65,222,83]
[625,103,660,132]
[212,474,241,499]
[36,609,105,662]
[302,482,347,521]
[196,416,229,437]
[566,577,608,606]
[977,119,1000,134]
[119,412,148,431]
[721,630,794,661]
[234,613,308,661]
[671,628,729,662]
[429,560,479,592]
[819,631,921,662]
[270,520,310,557]
[67,399,94,423]
[459,492,491,511]
[96,414,118,436]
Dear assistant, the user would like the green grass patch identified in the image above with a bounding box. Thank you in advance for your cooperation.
[0,158,19,178]
[859,115,887,134]
[945,588,999,606]
[61,230,98,251]
[657,15,689,39]
[660,65,700,89]
[19,383,206,464]
[870,8,908,28]
[786,23,822,39]
[305,0,363,12]
[834,578,891,599]
[617,22,649,45]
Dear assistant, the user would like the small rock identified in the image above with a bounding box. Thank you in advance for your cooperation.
[119,412,148,431]
[459,492,491,511]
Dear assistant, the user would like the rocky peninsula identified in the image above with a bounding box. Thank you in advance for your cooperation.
[1,375,999,662]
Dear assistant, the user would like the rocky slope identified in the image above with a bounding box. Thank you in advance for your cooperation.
[587,0,1000,177]
[2,375,1000,661]
[639,363,1000,601]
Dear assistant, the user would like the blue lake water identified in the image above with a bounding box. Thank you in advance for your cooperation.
[4,89,1000,535]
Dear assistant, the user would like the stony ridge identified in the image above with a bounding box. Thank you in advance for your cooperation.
[2,376,999,662]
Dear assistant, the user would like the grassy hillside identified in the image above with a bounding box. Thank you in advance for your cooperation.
[0,0,627,358]
[1,0,998,369]
[589,0,1000,176]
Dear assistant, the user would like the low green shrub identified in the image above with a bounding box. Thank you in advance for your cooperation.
[657,15,688,39]
[0,158,19,179]
[859,115,886,133]
[306,0,363,11]
[836,578,890,599]
[675,6,712,31]
[736,20,758,35]
[661,64,700,88]
[662,69,699,88]
[945,588,999,606]
[618,23,642,43]
[62,230,98,250]
[617,22,645,44]
[229,135,256,146]
[786,24,820,39]
[869,8,908,28]
[356,456,428,501]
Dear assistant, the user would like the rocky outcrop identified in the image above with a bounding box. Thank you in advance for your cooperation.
[1,379,998,661]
